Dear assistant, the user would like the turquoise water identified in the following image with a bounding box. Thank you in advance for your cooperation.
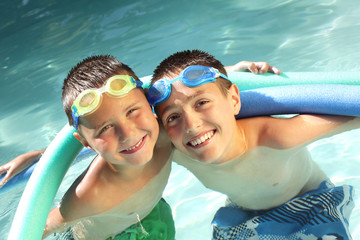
[1,0,360,239]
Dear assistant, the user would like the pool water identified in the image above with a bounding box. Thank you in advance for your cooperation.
[1,0,360,239]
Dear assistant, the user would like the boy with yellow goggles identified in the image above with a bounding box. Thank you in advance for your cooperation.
[71,75,143,129]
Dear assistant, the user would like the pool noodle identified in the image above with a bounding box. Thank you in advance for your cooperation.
[227,71,360,91]
[7,72,360,239]
[0,148,95,194]
[8,125,83,240]
[237,84,360,118]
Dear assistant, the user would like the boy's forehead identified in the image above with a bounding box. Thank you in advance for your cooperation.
[160,69,183,80]
[156,81,216,111]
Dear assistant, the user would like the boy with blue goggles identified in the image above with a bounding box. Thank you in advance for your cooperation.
[147,65,229,106]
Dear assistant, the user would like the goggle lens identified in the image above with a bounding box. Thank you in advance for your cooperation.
[148,80,170,106]
[106,77,133,96]
[110,78,127,91]
[105,75,136,97]
[73,89,102,117]
[184,68,210,81]
[79,92,97,108]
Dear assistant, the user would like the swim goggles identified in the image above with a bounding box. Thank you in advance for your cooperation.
[71,75,143,129]
[147,65,229,106]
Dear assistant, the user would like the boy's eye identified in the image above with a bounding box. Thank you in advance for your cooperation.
[99,124,113,135]
[196,100,209,107]
[127,108,137,116]
[166,114,180,124]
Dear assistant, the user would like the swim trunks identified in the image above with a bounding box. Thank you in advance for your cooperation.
[107,198,175,240]
[212,180,354,240]
[62,198,175,240]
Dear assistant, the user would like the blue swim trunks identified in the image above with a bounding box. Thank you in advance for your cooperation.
[212,180,354,240]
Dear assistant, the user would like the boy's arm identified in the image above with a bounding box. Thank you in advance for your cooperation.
[258,115,358,149]
[43,206,74,239]
[43,170,95,239]
[0,149,46,188]
[225,61,281,74]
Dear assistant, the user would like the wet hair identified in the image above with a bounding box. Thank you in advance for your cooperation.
[62,55,140,126]
[151,49,232,95]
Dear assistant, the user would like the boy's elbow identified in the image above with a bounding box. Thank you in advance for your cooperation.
[43,207,69,239]
[42,228,51,239]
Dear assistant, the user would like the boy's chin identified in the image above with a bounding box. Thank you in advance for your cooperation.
[129,155,153,166]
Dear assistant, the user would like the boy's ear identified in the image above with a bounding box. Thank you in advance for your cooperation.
[73,132,94,150]
[228,84,241,115]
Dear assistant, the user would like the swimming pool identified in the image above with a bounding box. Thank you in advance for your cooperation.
[0,0,359,239]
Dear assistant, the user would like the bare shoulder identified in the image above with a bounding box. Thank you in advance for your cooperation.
[59,157,105,221]
[237,116,275,149]
[242,115,358,149]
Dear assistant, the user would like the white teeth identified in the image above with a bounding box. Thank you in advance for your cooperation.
[125,138,143,151]
[189,131,214,146]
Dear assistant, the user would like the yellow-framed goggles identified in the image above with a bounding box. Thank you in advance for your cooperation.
[71,75,143,129]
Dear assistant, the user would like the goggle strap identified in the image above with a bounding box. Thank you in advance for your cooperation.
[168,77,180,84]
[219,72,230,80]
[72,111,79,130]
[135,80,143,88]
[71,104,81,130]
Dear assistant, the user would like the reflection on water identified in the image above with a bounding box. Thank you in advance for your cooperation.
[1,0,360,239]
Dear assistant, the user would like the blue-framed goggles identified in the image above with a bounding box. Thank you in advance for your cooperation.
[71,75,142,129]
[147,65,229,106]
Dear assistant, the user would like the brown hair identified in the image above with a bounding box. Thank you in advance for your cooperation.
[62,55,140,126]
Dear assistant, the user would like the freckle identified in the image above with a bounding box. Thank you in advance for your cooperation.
[273,182,279,186]
[128,212,134,215]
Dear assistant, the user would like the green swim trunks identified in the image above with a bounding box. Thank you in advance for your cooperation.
[106,198,175,240]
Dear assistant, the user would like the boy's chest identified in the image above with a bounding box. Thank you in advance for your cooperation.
[176,147,315,210]
[94,159,171,217]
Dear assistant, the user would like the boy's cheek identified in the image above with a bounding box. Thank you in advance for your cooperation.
[93,137,112,151]
[165,128,179,142]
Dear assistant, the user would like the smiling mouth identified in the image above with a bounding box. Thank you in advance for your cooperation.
[120,136,146,154]
[187,130,215,148]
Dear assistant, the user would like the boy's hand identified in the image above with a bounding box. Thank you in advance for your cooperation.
[0,149,44,188]
[0,162,13,188]
[225,61,281,75]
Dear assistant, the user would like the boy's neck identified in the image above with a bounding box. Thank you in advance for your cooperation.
[219,124,248,164]
[101,157,151,181]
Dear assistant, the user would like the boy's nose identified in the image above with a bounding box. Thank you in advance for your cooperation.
[184,111,201,134]
[117,120,134,142]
